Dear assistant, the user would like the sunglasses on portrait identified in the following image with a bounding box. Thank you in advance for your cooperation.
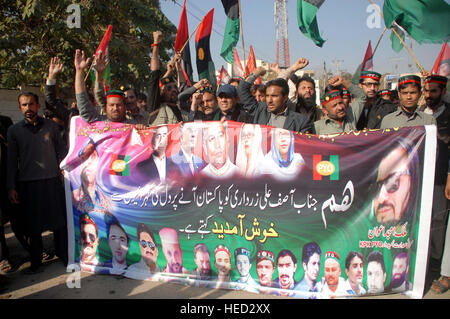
[376,169,410,194]
[140,240,156,250]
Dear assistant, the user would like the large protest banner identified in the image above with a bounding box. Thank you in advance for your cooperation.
[61,117,436,299]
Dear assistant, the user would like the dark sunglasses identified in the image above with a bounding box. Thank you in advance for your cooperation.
[140,240,156,250]
[376,169,410,194]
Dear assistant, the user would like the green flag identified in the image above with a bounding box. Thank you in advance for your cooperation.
[220,0,240,64]
[383,0,450,46]
[390,23,406,53]
[297,0,326,47]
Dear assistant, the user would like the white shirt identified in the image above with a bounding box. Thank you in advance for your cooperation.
[152,154,166,182]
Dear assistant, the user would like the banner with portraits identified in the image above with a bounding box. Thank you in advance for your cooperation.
[62,117,436,299]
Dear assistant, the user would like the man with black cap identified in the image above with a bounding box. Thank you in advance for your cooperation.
[314,75,366,135]
[74,50,133,125]
[423,74,449,270]
[237,60,313,133]
[357,70,398,130]
[380,74,436,129]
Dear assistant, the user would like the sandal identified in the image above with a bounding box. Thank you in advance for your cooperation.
[0,259,12,273]
[431,276,450,294]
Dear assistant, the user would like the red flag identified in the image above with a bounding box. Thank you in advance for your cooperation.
[174,0,193,84]
[431,42,450,77]
[217,65,231,86]
[232,48,244,78]
[95,25,113,58]
[361,40,373,72]
[245,45,261,84]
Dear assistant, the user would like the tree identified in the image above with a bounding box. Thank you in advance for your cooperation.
[0,0,176,93]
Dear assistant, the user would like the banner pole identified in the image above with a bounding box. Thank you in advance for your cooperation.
[368,0,425,73]
[372,26,387,57]
[238,0,246,74]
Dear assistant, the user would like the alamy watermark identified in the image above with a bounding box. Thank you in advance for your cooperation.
[66,4,81,29]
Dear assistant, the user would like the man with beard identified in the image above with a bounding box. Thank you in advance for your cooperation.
[123,88,150,125]
[147,31,186,126]
[126,223,160,280]
[274,249,298,296]
[238,59,313,133]
[189,243,212,283]
[314,75,366,135]
[422,75,449,268]
[78,214,102,269]
[169,122,205,177]
[214,244,232,288]
[294,76,323,123]
[366,251,387,294]
[343,251,366,295]
[7,92,68,274]
[387,252,411,292]
[159,227,188,275]
[178,79,218,121]
[294,242,322,298]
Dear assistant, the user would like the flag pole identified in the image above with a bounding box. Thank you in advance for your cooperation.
[372,26,387,57]
[84,59,95,82]
[178,22,200,55]
[367,0,425,73]
[238,0,246,74]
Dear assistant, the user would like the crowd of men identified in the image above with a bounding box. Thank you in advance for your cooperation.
[0,29,449,295]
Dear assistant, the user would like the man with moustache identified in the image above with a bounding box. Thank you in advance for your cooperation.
[314,75,366,134]
[256,250,276,293]
[74,50,134,125]
[238,59,313,133]
[380,75,436,129]
[189,243,212,282]
[422,75,450,267]
[386,252,411,292]
[126,223,160,280]
[274,249,298,296]
[320,251,347,298]
[7,92,68,274]
[214,244,232,288]
[294,242,322,298]
[343,251,366,295]
[159,227,188,275]
[78,214,102,269]
[201,121,238,179]
[294,76,323,123]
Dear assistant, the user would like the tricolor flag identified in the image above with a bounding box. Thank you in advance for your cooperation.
[361,41,373,72]
[90,25,113,90]
[195,9,217,89]
[220,0,240,64]
[245,45,261,84]
[174,0,193,85]
[109,154,130,176]
[217,65,231,86]
[431,42,450,77]
[313,154,339,181]
[232,47,245,78]
[297,0,326,47]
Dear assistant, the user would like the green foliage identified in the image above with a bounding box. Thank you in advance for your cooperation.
[0,0,176,92]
